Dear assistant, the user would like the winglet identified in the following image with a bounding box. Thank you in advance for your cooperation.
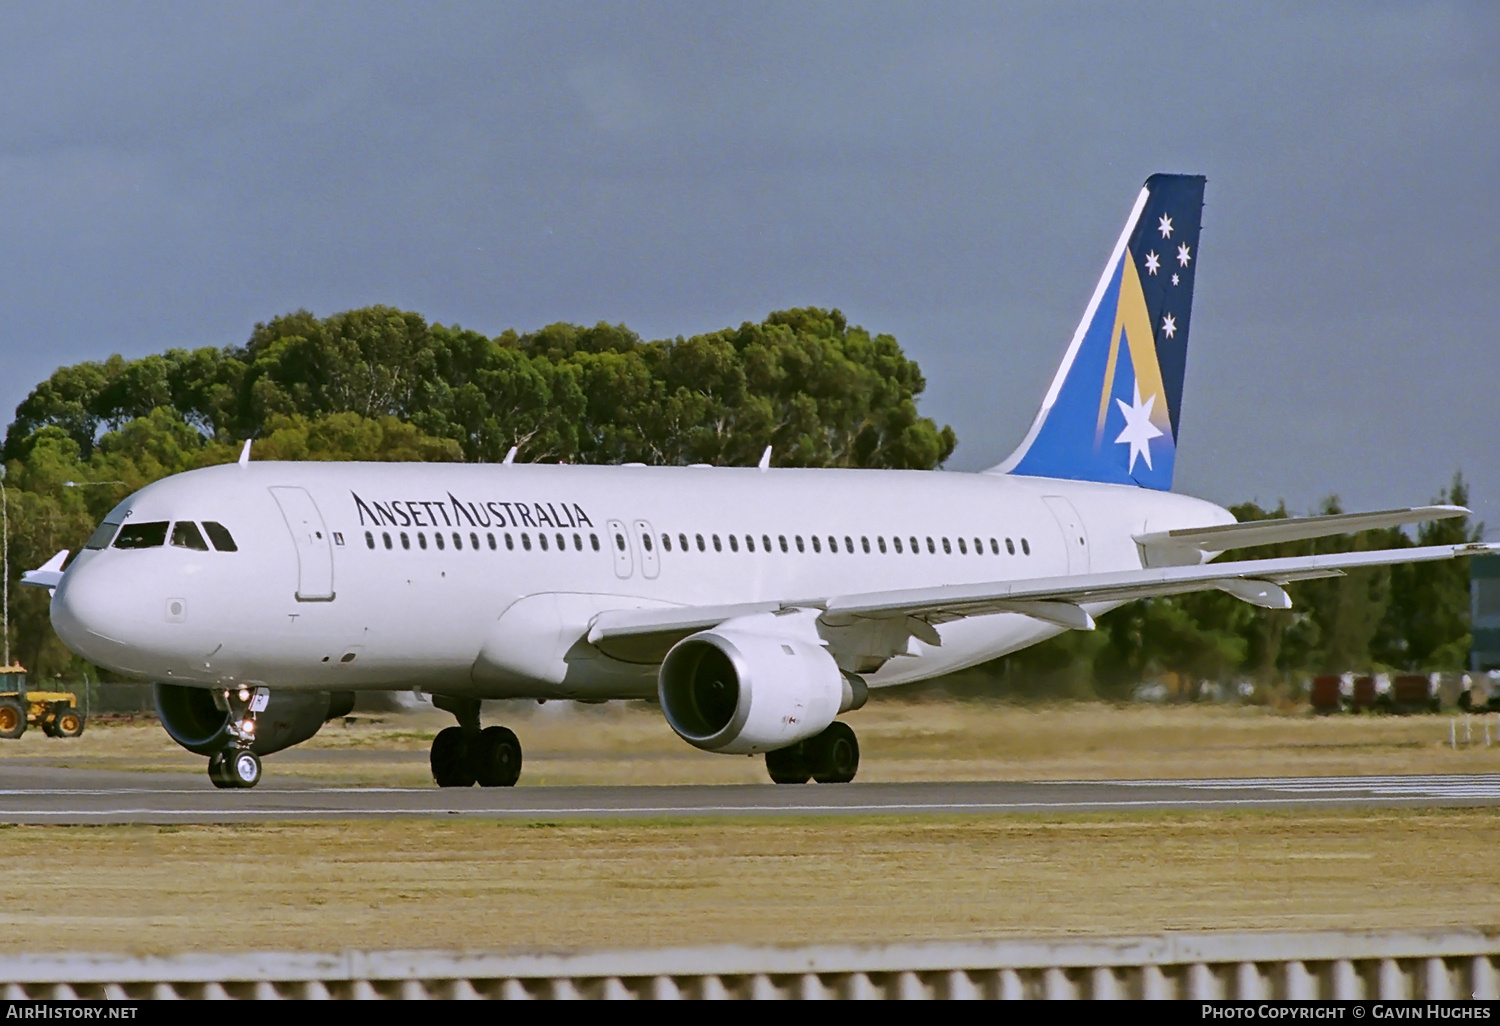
[503,446,518,465]
[20,550,70,592]
[758,446,772,471]
[238,440,252,466]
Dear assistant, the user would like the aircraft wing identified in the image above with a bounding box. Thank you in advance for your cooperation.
[1133,505,1468,566]
[586,541,1497,660]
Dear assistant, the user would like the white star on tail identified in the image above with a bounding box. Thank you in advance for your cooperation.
[1115,382,1164,474]
[1144,251,1160,274]
[1158,214,1173,238]
[1161,313,1177,338]
[1177,243,1191,267]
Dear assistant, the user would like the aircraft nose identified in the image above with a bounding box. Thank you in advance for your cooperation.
[51,555,145,672]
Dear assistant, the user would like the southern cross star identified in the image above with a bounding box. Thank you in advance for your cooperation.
[1171,273,1179,286]
[1115,382,1164,474]
[1161,313,1177,338]
[1158,214,1173,238]
[1144,251,1160,274]
[1177,243,1191,267]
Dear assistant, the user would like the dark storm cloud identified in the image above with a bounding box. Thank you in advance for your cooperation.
[1,2,1496,528]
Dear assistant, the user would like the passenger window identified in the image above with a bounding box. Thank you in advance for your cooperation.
[779,535,789,553]
[911,536,920,554]
[471,532,480,550]
[926,537,935,554]
[401,532,411,550]
[1006,537,1015,555]
[990,538,1000,555]
[85,519,123,550]
[453,532,463,550]
[829,536,839,553]
[539,534,549,551]
[419,532,428,549]
[661,534,671,552]
[436,533,446,550]
[893,537,903,554]
[729,535,739,552]
[488,533,497,550]
[744,535,753,553]
[974,537,984,556]
[113,522,169,549]
[505,533,514,550]
[644,534,654,552]
[811,536,821,553]
[877,537,886,554]
[795,536,805,552]
[763,535,772,552]
[590,533,600,551]
[383,532,393,550]
[958,538,967,555]
[521,533,531,550]
[574,534,583,551]
[712,535,722,552]
[170,522,208,551]
[861,536,871,554]
[1022,538,1031,555]
[696,534,706,552]
[942,537,952,554]
[615,532,627,551]
[679,533,689,551]
[555,533,565,551]
[365,531,375,550]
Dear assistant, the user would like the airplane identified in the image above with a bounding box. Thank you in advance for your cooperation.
[21,173,1494,789]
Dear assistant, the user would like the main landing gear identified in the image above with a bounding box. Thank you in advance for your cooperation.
[208,686,265,789]
[430,695,522,788]
[765,721,859,784]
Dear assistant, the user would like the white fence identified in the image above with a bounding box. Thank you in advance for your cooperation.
[4,929,1499,999]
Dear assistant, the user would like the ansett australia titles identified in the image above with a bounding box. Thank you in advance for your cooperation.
[352,492,594,532]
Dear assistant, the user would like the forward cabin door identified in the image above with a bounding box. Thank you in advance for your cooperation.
[633,520,660,579]
[270,486,336,601]
[1042,495,1091,574]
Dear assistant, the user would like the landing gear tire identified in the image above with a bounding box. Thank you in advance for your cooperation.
[229,749,262,788]
[765,743,812,785]
[474,726,522,787]
[431,726,477,787]
[810,721,859,784]
[208,750,234,792]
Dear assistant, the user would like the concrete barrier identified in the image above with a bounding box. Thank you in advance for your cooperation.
[4,929,1499,999]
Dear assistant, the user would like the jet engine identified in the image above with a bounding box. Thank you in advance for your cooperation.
[658,627,864,754]
[154,684,355,756]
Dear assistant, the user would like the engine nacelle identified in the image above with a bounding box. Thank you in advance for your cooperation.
[154,684,354,756]
[658,628,851,754]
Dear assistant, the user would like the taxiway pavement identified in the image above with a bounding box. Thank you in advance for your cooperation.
[1,764,1498,823]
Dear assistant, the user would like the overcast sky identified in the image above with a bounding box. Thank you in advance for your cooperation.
[2,3,1496,532]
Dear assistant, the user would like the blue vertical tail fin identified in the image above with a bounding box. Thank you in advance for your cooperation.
[995,173,1206,490]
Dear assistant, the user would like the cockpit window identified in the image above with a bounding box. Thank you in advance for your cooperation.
[113,522,169,549]
[203,522,238,552]
[84,519,123,550]
[170,521,210,551]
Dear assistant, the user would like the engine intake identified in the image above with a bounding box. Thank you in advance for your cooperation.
[659,626,847,754]
[155,684,354,756]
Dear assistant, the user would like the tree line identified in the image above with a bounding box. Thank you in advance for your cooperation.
[0,304,1479,694]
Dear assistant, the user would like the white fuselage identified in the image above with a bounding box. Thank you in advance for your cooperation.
[50,461,1233,698]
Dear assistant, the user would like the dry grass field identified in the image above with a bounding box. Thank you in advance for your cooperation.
[1,809,1497,954]
[2,697,1498,785]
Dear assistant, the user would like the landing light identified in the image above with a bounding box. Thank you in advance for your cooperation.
[239,719,255,736]
[237,688,250,702]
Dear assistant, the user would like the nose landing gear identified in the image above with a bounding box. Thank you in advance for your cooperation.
[206,686,267,789]
[430,696,522,787]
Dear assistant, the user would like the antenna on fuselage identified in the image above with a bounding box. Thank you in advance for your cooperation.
[758,446,772,472]
[237,440,252,466]
[502,446,518,465]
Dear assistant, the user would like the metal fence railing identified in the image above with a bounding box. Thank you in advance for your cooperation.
[3,929,1498,999]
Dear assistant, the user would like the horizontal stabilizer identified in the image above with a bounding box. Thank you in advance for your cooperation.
[1135,506,1469,567]
[20,550,69,591]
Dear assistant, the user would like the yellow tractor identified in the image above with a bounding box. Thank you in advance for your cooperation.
[0,665,86,740]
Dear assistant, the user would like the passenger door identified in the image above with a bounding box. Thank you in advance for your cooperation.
[270,486,335,601]
[1042,495,1091,575]
[633,520,660,580]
